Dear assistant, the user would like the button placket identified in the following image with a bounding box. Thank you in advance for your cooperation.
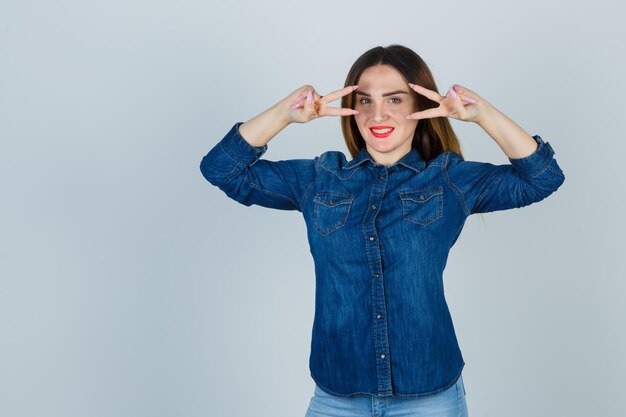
[363,166,392,393]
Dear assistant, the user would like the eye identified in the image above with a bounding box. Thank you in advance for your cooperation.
[357,97,401,105]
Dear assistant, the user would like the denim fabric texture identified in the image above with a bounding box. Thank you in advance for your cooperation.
[200,122,565,398]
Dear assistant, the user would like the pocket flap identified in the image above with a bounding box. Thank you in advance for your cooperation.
[313,192,354,208]
[399,186,443,203]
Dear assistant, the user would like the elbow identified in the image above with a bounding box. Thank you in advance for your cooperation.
[199,155,214,184]
[545,159,566,195]
[518,161,566,206]
[199,153,230,187]
[199,154,251,206]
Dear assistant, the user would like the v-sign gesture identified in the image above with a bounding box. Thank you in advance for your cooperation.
[285,84,359,124]
[405,83,490,124]
[238,84,360,147]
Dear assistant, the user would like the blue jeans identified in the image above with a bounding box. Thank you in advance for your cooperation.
[305,374,468,417]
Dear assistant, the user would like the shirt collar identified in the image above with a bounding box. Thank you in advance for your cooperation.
[343,146,427,173]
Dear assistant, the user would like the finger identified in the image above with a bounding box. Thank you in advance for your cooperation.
[310,89,326,115]
[448,87,468,118]
[408,82,444,103]
[291,97,305,109]
[405,107,447,120]
[319,85,359,104]
[454,84,479,102]
[459,93,477,104]
[321,106,359,117]
[303,89,318,118]
[289,87,309,109]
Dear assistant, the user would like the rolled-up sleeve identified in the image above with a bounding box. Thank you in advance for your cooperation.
[446,135,566,215]
[199,122,317,212]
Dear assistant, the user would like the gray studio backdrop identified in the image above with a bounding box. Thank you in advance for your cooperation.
[1,1,624,416]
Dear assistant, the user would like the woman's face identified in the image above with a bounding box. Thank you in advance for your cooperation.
[353,64,419,166]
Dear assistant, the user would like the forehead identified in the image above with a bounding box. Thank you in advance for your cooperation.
[357,64,407,88]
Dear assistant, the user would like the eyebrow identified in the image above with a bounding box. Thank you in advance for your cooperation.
[354,90,409,97]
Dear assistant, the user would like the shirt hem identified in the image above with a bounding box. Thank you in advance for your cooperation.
[309,361,465,398]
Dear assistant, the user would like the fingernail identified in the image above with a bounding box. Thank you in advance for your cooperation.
[449,87,457,99]
[408,82,414,87]
[464,97,477,103]
[352,85,359,90]
[291,101,301,109]
[454,85,463,91]
[306,90,313,103]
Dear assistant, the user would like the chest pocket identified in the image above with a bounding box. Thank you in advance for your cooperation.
[312,192,354,236]
[399,186,444,226]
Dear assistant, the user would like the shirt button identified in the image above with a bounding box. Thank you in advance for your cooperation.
[377,314,382,319]
[371,204,377,210]
[380,176,384,180]
[373,273,379,278]
[369,236,376,241]
[380,354,386,359]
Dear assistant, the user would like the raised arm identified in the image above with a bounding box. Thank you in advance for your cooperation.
[407,82,565,215]
[445,135,565,215]
[199,84,359,212]
[238,83,360,147]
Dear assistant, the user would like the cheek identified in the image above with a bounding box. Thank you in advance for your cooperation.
[354,114,367,128]
[397,103,416,115]
[401,116,417,126]
[355,117,373,139]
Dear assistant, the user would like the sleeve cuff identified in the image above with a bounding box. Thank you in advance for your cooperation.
[219,122,268,165]
[507,135,556,179]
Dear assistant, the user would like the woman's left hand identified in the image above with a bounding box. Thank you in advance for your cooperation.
[405,83,492,124]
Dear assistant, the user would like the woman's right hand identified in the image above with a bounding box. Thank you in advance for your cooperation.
[278,85,360,124]
[237,84,360,148]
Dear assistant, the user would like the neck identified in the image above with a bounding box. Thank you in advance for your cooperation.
[366,145,412,167]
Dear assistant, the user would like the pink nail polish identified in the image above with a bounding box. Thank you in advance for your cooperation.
[292,97,305,109]
[306,90,313,103]
[449,87,457,99]
[464,97,477,103]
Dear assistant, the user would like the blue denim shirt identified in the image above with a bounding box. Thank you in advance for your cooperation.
[200,122,565,398]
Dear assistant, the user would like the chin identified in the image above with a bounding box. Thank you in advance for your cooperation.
[367,142,395,152]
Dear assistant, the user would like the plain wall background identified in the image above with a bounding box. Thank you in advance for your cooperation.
[1,1,624,416]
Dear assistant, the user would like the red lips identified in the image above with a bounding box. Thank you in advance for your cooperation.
[369,126,394,138]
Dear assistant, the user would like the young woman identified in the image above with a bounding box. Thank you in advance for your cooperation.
[200,44,565,417]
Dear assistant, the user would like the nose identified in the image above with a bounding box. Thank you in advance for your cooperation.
[373,103,388,122]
